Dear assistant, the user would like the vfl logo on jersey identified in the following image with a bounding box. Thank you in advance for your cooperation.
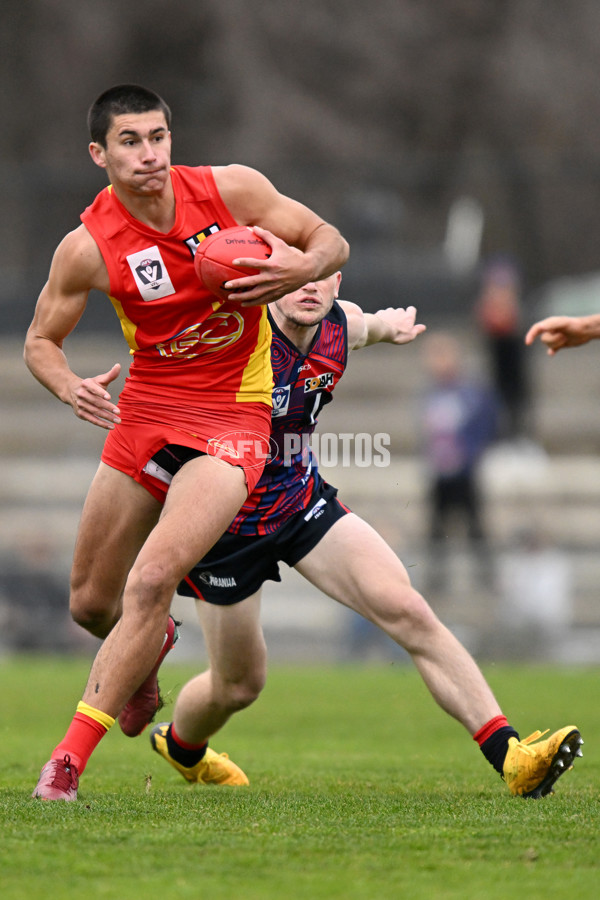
[272,385,291,418]
[126,246,175,301]
[184,222,220,257]
[304,372,335,393]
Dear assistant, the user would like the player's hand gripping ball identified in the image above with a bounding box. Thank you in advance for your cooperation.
[194,225,272,301]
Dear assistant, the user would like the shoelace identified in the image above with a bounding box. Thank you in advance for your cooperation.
[519,728,550,756]
[521,730,549,744]
[48,754,79,790]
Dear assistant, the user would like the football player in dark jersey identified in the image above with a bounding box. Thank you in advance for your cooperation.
[151,273,582,800]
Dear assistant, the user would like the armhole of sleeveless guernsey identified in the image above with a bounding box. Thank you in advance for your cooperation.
[331,300,349,369]
[201,166,239,227]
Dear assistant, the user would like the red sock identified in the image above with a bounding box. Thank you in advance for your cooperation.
[171,723,207,751]
[472,715,510,746]
[51,710,111,774]
[166,723,208,767]
[473,715,520,775]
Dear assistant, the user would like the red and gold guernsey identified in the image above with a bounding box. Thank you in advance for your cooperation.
[81,165,272,404]
[80,165,273,498]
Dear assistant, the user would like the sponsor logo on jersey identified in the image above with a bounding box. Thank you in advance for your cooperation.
[272,385,291,418]
[156,310,245,359]
[126,246,176,301]
[184,222,220,256]
[198,571,237,588]
[304,372,335,393]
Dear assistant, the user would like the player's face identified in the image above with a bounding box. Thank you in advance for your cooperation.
[273,272,341,328]
[89,111,172,195]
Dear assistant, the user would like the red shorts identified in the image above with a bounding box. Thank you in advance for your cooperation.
[101,395,272,502]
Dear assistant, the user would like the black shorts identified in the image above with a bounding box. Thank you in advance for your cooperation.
[178,477,350,605]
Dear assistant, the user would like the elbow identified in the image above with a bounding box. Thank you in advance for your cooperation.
[23,324,42,373]
[339,235,350,266]
[23,328,49,379]
[23,329,34,370]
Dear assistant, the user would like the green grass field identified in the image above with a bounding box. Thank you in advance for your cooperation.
[0,656,598,899]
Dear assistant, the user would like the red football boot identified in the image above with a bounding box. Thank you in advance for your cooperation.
[32,754,79,801]
[118,615,180,737]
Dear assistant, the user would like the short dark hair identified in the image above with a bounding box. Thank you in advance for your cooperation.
[87,84,172,147]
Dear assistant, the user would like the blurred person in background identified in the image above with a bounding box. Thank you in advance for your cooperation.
[474,255,530,441]
[419,332,499,593]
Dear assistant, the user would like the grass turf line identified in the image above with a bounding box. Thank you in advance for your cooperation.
[0,657,598,899]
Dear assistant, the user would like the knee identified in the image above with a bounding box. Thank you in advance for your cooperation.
[219,669,266,713]
[69,587,119,638]
[69,563,124,637]
[127,560,178,607]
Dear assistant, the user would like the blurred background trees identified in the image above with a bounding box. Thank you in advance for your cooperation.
[3,0,600,332]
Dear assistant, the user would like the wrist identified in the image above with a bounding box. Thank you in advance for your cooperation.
[58,373,80,406]
[583,315,600,340]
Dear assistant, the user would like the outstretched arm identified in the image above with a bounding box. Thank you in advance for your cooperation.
[340,301,427,350]
[525,314,600,355]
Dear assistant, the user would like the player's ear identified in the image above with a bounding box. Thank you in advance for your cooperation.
[333,271,342,298]
[89,142,107,169]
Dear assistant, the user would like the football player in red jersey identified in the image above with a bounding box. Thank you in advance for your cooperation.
[26,84,348,801]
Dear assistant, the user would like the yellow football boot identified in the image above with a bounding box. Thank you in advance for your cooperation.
[150,722,249,786]
[503,726,583,798]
